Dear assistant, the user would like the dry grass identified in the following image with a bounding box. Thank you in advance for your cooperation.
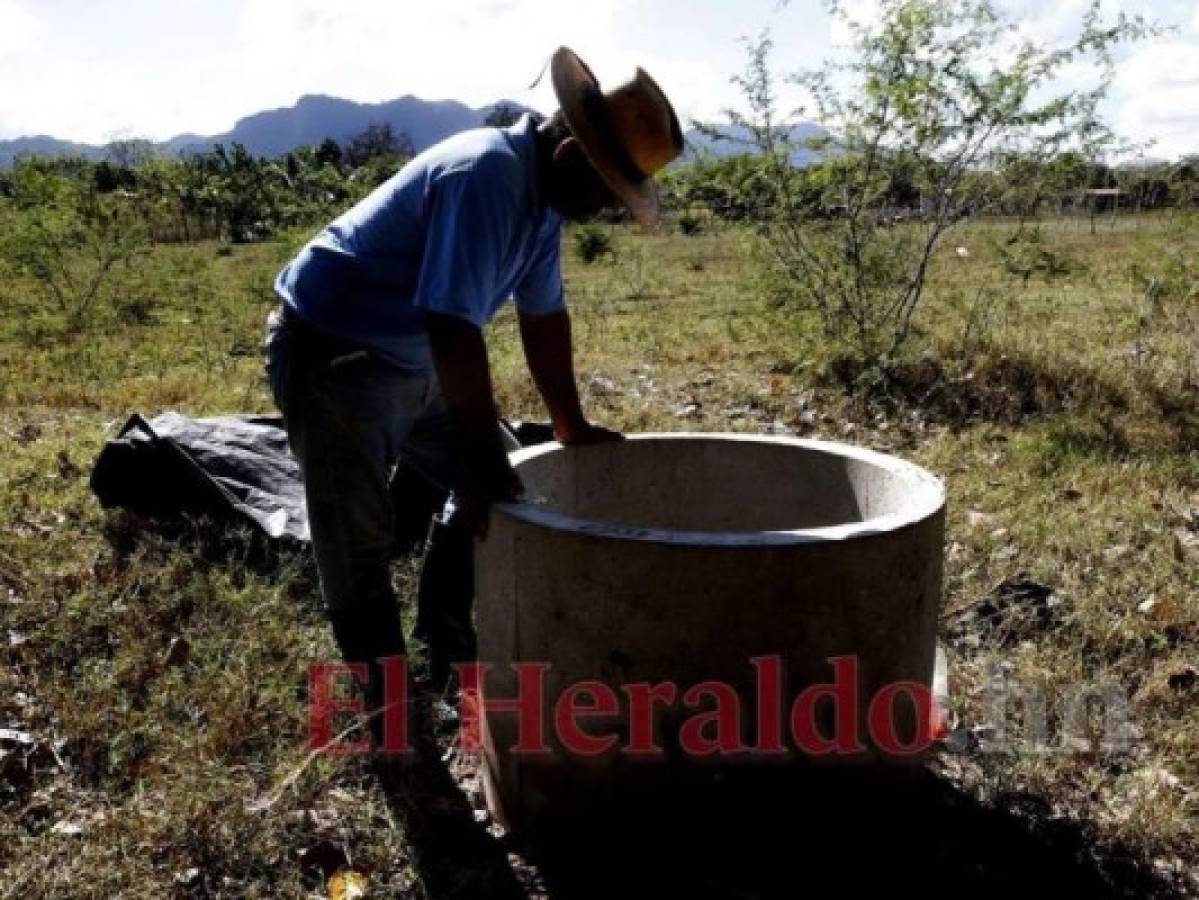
[0,211,1196,896]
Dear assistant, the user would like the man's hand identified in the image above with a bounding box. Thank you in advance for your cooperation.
[555,419,623,446]
[456,447,524,538]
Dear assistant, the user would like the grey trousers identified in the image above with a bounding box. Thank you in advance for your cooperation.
[264,305,471,683]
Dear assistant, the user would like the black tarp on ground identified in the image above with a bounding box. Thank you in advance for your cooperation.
[90,412,311,541]
[89,411,555,545]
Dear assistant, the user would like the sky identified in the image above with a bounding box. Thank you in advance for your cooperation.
[1,0,1198,158]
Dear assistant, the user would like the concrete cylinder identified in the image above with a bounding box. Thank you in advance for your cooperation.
[473,433,946,835]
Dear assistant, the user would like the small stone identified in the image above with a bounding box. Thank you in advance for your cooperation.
[1103,544,1130,562]
[588,373,619,396]
[174,868,201,887]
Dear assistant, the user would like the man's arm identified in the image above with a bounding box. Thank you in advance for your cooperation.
[518,308,621,445]
[425,311,522,536]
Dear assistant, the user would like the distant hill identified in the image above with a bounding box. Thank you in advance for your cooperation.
[0,99,828,170]
[681,123,828,167]
[0,94,533,167]
[0,135,106,166]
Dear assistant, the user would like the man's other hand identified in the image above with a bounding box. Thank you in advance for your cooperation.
[555,420,623,446]
[458,450,524,539]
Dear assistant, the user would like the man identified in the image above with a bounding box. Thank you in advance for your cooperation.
[265,47,683,718]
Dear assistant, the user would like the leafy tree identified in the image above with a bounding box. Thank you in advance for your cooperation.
[189,143,290,243]
[343,123,414,168]
[93,160,137,193]
[0,160,148,332]
[104,138,157,169]
[315,138,343,169]
[719,0,1153,364]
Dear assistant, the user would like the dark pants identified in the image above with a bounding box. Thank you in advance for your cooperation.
[264,305,478,694]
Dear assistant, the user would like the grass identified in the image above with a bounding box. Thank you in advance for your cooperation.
[0,210,1196,897]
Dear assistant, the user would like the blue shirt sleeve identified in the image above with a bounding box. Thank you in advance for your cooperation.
[413,168,515,327]
[514,219,565,318]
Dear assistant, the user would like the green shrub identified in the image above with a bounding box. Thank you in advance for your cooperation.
[0,162,148,333]
[677,211,703,235]
[572,222,613,264]
[997,226,1074,284]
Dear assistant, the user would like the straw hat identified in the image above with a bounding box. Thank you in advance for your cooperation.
[550,46,684,228]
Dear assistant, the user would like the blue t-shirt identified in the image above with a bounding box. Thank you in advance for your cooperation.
[275,114,564,370]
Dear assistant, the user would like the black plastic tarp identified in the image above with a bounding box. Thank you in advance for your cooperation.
[89,412,555,545]
[91,412,311,541]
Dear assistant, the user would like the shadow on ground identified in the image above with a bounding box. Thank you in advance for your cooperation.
[531,767,1181,899]
[372,735,530,900]
[377,755,1181,900]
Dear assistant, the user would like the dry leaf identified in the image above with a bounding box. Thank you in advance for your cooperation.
[328,869,368,900]
[966,510,995,529]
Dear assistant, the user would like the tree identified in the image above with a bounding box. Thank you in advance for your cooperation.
[720,0,1153,364]
[343,123,414,168]
[104,138,157,169]
[0,160,148,332]
[315,138,343,169]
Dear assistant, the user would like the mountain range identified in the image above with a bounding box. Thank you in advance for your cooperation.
[681,122,827,167]
[0,94,530,168]
[0,93,825,168]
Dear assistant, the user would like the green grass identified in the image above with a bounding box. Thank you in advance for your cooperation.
[0,212,1196,896]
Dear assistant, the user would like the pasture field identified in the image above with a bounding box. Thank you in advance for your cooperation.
[0,212,1196,896]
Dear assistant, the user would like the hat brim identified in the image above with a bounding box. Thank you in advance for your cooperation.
[550,47,660,230]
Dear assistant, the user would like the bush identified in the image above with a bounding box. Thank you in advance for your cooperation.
[677,211,704,235]
[572,222,613,264]
[713,4,1150,367]
[997,226,1074,284]
[0,162,148,333]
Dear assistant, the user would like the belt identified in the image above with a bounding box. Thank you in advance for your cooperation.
[277,303,376,369]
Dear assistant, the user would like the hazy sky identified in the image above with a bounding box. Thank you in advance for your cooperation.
[1,0,1198,157]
